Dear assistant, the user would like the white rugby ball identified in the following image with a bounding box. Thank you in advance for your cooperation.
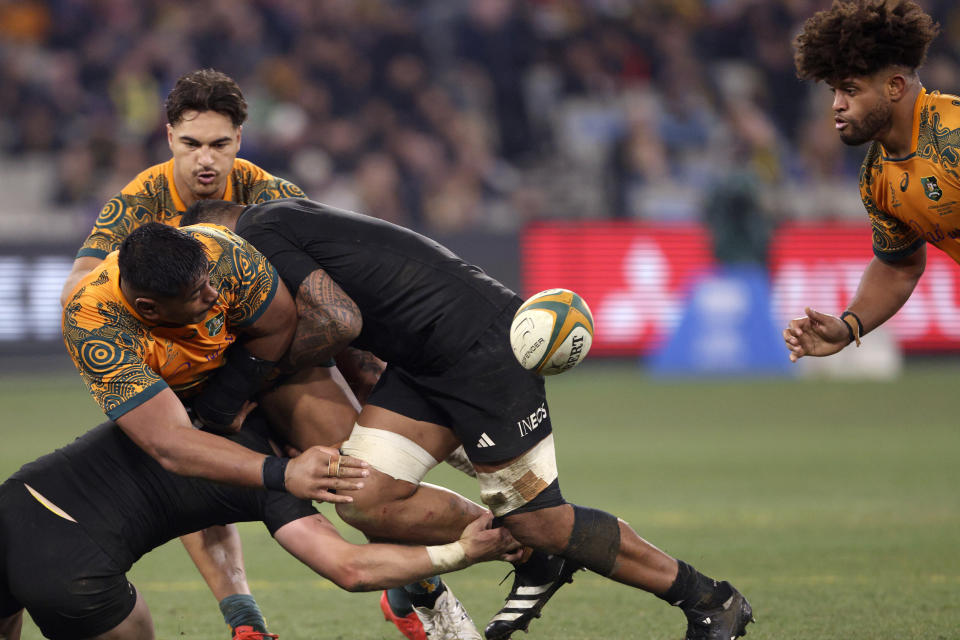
[509,288,594,375]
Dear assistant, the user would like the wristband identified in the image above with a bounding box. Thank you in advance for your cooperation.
[261,456,289,492]
[425,541,469,573]
[840,311,863,347]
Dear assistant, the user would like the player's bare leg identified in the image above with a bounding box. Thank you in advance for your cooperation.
[337,405,488,639]
[179,525,277,638]
[339,411,752,640]
[263,367,458,640]
[91,587,155,639]
[0,610,23,640]
[258,365,360,451]
[475,452,753,640]
[336,405,485,541]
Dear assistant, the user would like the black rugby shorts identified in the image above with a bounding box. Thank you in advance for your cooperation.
[0,481,136,639]
[367,305,554,463]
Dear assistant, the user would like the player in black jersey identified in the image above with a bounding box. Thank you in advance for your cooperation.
[0,415,519,640]
[181,199,755,640]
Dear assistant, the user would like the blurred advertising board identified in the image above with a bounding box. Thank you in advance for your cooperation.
[0,246,73,356]
[0,232,522,361]
[521,220,960,355]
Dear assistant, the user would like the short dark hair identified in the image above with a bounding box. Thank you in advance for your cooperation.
[118,223,209,297]
[165,69,248,127]
[179,200,240,227]
[793,0,939,84]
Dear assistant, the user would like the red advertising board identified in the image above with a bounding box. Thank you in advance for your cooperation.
[521,221,713,356]
[770,221,960,352]
[521,220,960,355]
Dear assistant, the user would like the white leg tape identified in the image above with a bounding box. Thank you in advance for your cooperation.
[476,434,559,516]
[341,424,439,485]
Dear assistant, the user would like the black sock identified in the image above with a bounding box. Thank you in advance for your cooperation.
[404,577,447,609]
[385,587,414,616]
[218,594,267,633]
[657,560,729,610]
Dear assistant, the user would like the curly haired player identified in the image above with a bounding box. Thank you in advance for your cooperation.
[784,1,953,360]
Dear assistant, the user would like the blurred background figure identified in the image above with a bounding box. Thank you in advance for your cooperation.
[2,0,959,365]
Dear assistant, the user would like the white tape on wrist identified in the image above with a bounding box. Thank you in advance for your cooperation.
[426,541,469,573]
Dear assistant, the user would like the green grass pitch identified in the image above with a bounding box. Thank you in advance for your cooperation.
[2,362,958,639]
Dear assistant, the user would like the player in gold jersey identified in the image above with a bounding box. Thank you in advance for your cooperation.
[57,70,370,640]
[64,224,283,411]
[57,223,370,640]
[783,1,951,361]
[62,223,365,502]
[60,70,305,303]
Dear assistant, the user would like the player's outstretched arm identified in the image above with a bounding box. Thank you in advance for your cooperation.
[783,250,925,361]
[117,388,367,499]
[783,307,850,361]
[274,512,522,592]
[284,445,369,503]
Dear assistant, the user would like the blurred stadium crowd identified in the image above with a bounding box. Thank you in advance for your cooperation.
[2,0,959,238]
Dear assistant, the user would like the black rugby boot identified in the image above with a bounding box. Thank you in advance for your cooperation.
[484,551,581,640]
[683,581,754,640]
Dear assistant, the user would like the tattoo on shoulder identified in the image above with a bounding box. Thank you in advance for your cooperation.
[288,269,359,369]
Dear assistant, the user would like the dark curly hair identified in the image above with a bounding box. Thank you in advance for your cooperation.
[119,223,209,297]
[793,0,939,84]
[164,68,248,127]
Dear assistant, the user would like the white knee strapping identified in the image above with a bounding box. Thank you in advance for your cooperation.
[476,434,559,516]
[341,424,439,485]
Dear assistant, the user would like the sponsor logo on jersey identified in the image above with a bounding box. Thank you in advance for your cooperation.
[888,183,901,208]
[922,176,943,201]
[899,172,909,192]
[205,312,225,337]
[517,402,548,437]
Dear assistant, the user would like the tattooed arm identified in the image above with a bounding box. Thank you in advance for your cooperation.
[287,268,362,370]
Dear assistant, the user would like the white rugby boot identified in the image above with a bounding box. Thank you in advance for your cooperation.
[413,584,482,640]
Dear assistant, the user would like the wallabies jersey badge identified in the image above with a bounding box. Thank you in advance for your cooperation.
[921,176,943,201]
[205,312,225,337]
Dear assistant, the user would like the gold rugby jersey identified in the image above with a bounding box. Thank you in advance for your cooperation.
[78,157,305,259]
[860,89,960,263]
[63,225,279,420]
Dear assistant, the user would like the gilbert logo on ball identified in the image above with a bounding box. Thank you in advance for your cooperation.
[509,288,594,375]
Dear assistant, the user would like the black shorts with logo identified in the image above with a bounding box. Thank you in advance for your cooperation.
[0,480,136,639]
[366,305,553,463]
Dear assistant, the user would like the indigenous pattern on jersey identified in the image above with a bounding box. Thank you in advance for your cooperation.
[63,225,279,420]
[78,158,305,259]
[860,89,960,263]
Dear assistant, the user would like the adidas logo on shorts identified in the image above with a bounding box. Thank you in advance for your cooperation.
[476,433,496,448]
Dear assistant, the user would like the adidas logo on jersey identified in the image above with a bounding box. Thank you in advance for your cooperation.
[476,433,495,448]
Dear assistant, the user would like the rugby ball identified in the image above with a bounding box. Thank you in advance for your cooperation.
[509,288,594,375]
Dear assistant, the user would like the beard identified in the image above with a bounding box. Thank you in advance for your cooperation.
[839,98,893,146]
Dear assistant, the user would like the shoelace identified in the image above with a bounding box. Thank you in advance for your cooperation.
[497,569,516,588]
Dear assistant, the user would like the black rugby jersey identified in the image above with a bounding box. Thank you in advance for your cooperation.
[10,418,315,568]
[236,199,518,373]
